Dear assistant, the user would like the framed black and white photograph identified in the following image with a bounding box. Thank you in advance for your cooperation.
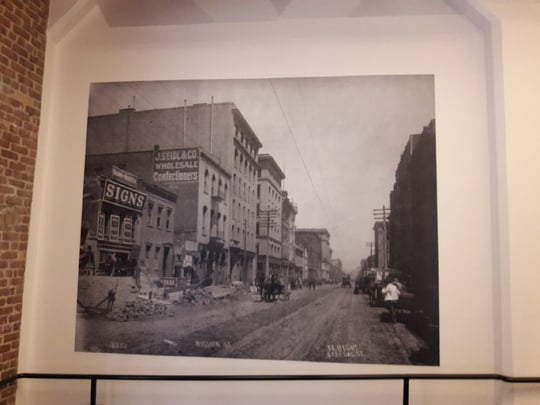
[75,75,439,366]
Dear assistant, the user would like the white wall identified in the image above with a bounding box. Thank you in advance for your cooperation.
[482,1,540,404]
[18,0,534,403]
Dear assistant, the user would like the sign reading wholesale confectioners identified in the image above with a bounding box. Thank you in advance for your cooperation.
[153,147,199,182]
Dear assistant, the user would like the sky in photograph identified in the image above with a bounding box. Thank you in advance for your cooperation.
[88,75,435,271]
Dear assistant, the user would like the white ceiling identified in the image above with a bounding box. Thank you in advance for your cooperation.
[49,0,459,28]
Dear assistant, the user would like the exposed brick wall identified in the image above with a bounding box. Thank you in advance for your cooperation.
[0,0,49,403]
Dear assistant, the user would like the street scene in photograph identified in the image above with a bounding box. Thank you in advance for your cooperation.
[76,76,439,365]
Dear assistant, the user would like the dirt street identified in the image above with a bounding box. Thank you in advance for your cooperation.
[76,283,428,364]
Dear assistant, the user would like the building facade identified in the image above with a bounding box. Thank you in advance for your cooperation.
[256,154,285,281]
[295,229,332,283]
[373,220,389,270]
[84,102,263,286]
[229,111,262,284]
[389,119,438,322]
[281,192,298,284]
[80,164,177,282]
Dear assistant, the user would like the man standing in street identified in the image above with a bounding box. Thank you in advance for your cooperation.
[382,277,401,323]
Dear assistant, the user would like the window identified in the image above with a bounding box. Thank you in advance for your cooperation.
[166,209,172,230]
[145,243,152,259]
[202,206,208,235]
[147,200,154,225]
[204,170,209,193]
[154,246,161,260]
[157,206,163,228]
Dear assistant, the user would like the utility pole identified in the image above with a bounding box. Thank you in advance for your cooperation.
[373,205,391,269]
[365,241,374,268]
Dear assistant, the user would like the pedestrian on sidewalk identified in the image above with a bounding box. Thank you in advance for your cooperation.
[381,277,401,323]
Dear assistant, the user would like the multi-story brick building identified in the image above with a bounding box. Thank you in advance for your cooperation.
[256,154,285,281]
[81,171,178,283]
[389,119,438,322]
[229,111,261,284]
[280,192,298,283]
[85,102,262,285]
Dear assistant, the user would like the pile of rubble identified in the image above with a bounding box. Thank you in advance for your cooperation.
[107,298,174,321]
[173,288,217,306]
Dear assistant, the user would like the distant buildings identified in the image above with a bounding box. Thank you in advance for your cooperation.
[80,101,339,288]
[295,228,332,283]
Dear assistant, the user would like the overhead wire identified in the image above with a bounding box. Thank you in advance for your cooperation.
[268,79,326,210]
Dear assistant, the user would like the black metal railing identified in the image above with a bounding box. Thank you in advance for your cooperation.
[1,373,540,405]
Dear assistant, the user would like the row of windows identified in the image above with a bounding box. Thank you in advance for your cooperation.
[231,200,256,224]
[202,207,227,224]
[235,126,258,159]
[230,225,255,246]
[256,222,281,236]
[268,185,281,201]
[145,243,162,260]
[146,201,172,230]
[203,170,229,199]
[232,173,256,204]
[268,241,281,255]
[234,148,257,183]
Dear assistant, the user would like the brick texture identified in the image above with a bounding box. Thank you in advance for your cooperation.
[0,0,49,403]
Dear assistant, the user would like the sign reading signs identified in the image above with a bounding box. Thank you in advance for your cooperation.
[103,179,146,212]
[153,148,199,183]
